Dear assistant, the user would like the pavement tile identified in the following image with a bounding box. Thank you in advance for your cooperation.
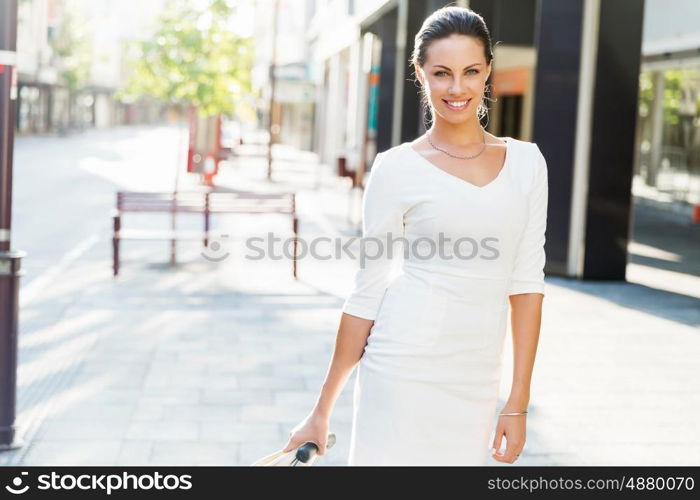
[125,421,200,442]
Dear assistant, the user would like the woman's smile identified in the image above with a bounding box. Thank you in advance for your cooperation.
[442,98,472,111]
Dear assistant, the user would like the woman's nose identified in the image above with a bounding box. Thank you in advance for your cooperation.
[449,78,465,94]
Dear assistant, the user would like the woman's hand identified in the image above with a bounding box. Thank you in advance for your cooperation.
[282,410,330,456]
[491,414,526,464]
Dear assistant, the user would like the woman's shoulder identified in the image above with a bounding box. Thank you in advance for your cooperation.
[369,143,413,176]
[507,138,547,173]
[505,139,547,196]
[377,142,411,161]
[508,137,545,159]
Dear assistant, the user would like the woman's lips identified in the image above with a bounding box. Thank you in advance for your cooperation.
[443,98,471,111]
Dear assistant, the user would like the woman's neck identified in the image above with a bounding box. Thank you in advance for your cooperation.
[428,116,486,146]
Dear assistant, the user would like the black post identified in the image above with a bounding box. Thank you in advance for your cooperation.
[531,0,645,279]
[0,0,25,451]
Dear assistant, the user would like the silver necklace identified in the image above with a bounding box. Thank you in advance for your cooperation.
[427,128,487,160]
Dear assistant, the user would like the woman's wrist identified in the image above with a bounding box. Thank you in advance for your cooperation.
[504,393,530,411]
[311,405,331,420]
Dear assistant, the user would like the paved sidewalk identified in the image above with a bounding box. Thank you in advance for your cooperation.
[2,140,365,466]
[1,133,698,466]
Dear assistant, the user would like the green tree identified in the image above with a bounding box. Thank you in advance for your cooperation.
[638,72,653,118]
[48,0,93,91]
[117,0,253,119]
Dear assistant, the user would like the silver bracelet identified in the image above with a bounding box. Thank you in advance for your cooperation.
[499,411,528,416]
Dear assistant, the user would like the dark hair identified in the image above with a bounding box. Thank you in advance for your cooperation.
[410,5,495,125]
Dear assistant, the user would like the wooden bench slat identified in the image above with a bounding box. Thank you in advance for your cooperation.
[117,230,206,240]
[116,191,294,214]
[119,206,206,213]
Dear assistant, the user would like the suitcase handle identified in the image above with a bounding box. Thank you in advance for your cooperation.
[294,433,336,463]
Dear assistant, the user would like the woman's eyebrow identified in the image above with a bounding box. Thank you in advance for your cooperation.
[433,63,481,70]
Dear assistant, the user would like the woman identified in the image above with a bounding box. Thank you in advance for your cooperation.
[283,5,547,466]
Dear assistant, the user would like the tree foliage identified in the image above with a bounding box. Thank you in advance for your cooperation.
[117,0,254,118]
[639,70,700,126]
[47,0,93,91]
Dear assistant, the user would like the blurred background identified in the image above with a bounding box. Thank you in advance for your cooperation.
[0,0,698,466]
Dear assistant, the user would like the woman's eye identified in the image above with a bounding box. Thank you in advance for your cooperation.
[435,69,479,76]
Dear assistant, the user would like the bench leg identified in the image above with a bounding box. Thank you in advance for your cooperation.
[112,237,120,277]
[170,208,177,265]
[292,216,298,280]
[112,215,121,277]
[204,210,210,248]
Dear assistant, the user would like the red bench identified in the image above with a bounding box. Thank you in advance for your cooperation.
[111,190,298,278]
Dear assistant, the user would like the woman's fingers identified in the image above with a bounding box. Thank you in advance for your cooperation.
[492,440,524,463]
[491,425,525,464]
[282,434,301,453]
[283,432,325,455]
[502,439,523,463]
[491,426,504,456]
[492,416,527,464]
[283,414,330,456]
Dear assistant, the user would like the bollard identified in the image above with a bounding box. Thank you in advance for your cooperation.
[0,250,25,450]
[0,0,23,452]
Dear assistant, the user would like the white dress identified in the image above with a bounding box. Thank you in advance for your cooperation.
[342,137,548,466]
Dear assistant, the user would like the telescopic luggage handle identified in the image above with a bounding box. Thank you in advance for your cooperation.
[293,433,337,465]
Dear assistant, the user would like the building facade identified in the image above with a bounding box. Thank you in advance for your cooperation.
[253,0,316,150]
[15,0,168,135]
[306,0,667,283]
[634,0,700,215]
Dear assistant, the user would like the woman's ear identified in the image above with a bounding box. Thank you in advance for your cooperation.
[415,64,424,86]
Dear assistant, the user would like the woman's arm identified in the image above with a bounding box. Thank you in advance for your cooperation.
[310,313,373,420]
[493,144,548,463]
[504,292,544,410]
[314,150,403,416]
[282,313,373,456]
[283,151,404,455]
[492,292,543,464]
[504,144,548,408]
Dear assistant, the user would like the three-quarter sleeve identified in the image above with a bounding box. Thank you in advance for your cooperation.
[507,144,549,296]
[342,152,405,320]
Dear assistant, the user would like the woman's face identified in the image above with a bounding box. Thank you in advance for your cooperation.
[415,34,491,125]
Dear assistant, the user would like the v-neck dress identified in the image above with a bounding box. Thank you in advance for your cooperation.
[342,137,548,466]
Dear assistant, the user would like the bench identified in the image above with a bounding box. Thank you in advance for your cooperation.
[111,190,298,278]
